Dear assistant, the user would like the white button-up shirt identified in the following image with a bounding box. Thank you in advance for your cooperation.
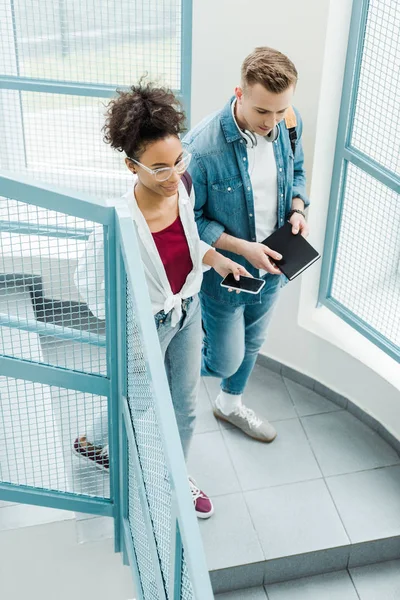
[74,176,212,327]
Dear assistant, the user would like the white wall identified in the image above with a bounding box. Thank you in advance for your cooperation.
[191,0,400,436]
[191,0,330,175]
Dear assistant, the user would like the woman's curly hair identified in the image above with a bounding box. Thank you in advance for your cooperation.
[103,81,186,160]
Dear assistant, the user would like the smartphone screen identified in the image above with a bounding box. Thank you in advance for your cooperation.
[220,273,265,294]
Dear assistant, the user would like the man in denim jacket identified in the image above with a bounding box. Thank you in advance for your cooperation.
[183,47,309,442]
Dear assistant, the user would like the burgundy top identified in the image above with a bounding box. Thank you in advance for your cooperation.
[152,216,193,294]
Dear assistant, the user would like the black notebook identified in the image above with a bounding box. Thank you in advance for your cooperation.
[261,221,320,281]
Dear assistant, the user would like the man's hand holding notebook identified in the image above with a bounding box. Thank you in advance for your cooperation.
[261,221,320,281]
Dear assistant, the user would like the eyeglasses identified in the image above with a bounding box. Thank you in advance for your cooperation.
[127,152,192,182]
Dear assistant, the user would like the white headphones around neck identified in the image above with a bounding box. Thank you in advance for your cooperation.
[240,126,279,148]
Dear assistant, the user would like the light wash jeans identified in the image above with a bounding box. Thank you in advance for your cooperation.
[200,275,281,395]
[87,295,202,459]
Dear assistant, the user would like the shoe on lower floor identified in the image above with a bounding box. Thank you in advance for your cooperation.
[213,397,277,443]
[188,476,214,519]
[73,437,109,471]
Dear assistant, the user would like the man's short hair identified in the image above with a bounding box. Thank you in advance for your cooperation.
[241,47,298,94]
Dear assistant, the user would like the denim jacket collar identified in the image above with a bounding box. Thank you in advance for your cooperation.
[220,97,244,144]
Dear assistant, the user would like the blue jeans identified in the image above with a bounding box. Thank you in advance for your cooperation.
[87,296,202,459]
[200,275,281,395]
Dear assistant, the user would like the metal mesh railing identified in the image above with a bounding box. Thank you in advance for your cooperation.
[1,0,182,87]
[0,0,186,198]
[0,376,109,498]
[181,553,194,599]
[0,183,112,504]
[0,177,211,597]
[126,286,174,598]
[0,92,131,198]
[128,445,161,598]
[351,0,400,174]
[331,164,400,347]
[0,196,106,374]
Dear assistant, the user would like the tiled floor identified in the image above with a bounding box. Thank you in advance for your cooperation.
[188,365,400,583]
[215,560,400,599]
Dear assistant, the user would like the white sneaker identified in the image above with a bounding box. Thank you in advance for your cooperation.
[214,399,277,442]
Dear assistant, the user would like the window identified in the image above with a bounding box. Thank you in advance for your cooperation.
[319,0,400,361]
[0,0,192,200]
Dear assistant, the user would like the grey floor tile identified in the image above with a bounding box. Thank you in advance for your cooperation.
[216,586,267,599]
[222,418,322,491]
[0,503,74,532]
[75,515,114,544]
[187,430,241,496]
[284,379,342,417]
[326,466,400,543]
[301,411,400,477]
[198,493,264,571]
[350,559,400,600]
[266,571,359,599]
[74,511,99,522]
[243,366,297,422]
[245,480,349,560]
[195,379,220,435]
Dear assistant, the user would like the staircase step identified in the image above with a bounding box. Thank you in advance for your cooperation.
[209,534,400,594]
[215,560,400,599]
[194,367,400,595]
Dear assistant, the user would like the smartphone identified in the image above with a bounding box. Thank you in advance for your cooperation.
[220,273,266,294]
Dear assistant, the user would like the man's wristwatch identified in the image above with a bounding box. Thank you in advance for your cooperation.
[288,208,306,220]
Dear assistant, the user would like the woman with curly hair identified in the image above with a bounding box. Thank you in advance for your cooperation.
[73,82,250,518]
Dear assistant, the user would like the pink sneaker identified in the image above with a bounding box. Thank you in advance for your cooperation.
[188,476,214,519]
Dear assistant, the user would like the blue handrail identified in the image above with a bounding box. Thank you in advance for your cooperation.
[0,312,106,346]
[0,220,92,240]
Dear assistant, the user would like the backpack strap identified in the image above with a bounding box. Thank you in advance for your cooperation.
[181,171,193,196]
[284,106,297,156]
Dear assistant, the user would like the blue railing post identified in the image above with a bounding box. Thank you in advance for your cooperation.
[181,0,193,127]
[105,214,122,553]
